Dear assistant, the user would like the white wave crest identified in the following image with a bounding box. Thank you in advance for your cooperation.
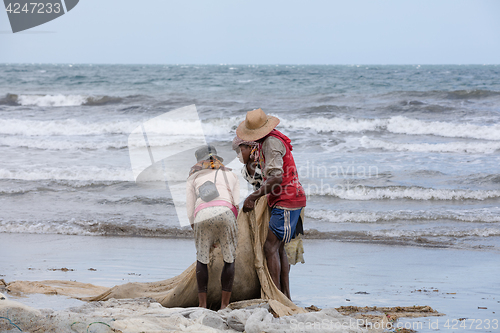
[0,117,241,137]
[386,116,500,141]
[368,227,500,238]
[306,186,500,200]
[281,117,385,133]
[306,208,500,223]
[0,136,128,150]
[0,135,192,150]
[0,166,134,181]
[279,116,500,141]
[360,137,500,154]
[0,220,93,236]
[3,114,498,143]
[17,94,89,106]
[0,119,137,136]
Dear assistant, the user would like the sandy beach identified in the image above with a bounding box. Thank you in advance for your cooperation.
[1,232,498,332]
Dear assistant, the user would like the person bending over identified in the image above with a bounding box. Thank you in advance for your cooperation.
[236,108,306,299]
[186,145,239,309]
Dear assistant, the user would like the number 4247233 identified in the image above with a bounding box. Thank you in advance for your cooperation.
[5,3,62,14]
[444,319,498,330]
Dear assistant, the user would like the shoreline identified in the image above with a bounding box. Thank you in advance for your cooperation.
[1,232,498,332]
[2,229,496,252]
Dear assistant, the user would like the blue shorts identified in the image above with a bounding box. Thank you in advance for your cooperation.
[269,207,302,243]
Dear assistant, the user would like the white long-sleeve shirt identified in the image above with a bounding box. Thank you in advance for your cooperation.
[186,168,240,223]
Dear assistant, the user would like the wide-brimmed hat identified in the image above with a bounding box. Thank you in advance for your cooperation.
[236,108,280,141]
[195,144,224,162]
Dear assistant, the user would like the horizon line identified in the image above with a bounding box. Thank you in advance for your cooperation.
[0,63,499,66]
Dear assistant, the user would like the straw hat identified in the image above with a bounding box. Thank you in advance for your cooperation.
[236,108,280,141]
[195,144,224,162]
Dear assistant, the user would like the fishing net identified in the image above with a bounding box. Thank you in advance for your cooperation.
[6,196,306,317]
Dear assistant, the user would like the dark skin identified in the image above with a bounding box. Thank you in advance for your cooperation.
[240,143,283,214]
[240,141,291,299]
[239,144,256,176]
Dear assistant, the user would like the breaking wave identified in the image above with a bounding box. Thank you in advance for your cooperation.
[0,220,192,238]
[280,116,500,141]
[0,166,134,181]
[366,227,500,239]
[306,186,500,201]
[306,208,500,224]
[0,93,123,106]
[1,115,499,143]
[444,89,500,100]
[360,137,500,154]
[97,196,173,206]
[0,136,129,150]
[0,117,236,137]
[0,118,137,136]
[2,219,498,241]
[304,228,500,240]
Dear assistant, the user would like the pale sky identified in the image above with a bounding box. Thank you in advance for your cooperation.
[1,0,499,64]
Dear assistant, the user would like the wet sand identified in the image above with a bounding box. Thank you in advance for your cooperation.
[1,232,498,332]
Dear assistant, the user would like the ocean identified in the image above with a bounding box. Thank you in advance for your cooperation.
[1,64,500,252]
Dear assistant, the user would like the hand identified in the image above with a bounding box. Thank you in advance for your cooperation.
[243,196,256,213]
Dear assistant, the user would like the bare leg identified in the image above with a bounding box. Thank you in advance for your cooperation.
[264,227,282,291]
[220,291,231,310]
[279,242,291,299]
[198,292,207,308]
[196,261,208,308]
[220,261,235,309]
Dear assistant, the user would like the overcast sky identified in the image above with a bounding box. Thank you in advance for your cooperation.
[1,0,499,64]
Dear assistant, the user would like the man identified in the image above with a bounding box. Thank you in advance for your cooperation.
[237,108,306,299]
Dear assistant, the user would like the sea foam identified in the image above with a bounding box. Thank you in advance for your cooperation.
[360,136,500,154]
[306,186,500,201]
[306,208,500,224]
[280,116,500,141]
[0,166,134,181]
[1,93,124,107]
[2,115,498,142]
[0,118,137,136]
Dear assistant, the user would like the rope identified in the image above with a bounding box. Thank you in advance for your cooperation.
[71,320,115,333]
[0,316,23,331]
[87,321,112,332]
[70,321,85,332]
